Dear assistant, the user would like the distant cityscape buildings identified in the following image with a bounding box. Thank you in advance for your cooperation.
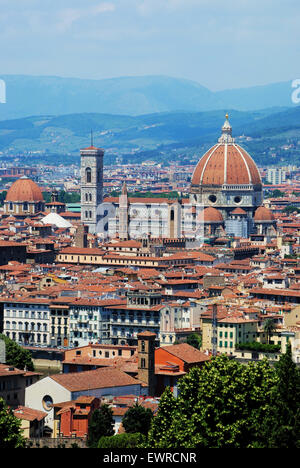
[267,167,287,185]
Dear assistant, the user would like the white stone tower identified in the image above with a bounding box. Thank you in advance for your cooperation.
[119,181,129,240]
[80,139,104,234]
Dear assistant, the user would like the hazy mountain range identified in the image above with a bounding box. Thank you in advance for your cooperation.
[0,74,297,120]
[0,74,299,167]
[1,105,300,167]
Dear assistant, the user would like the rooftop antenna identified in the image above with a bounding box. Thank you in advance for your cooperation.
[91,129,94,147]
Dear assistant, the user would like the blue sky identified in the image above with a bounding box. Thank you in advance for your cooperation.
[1,0,300,90]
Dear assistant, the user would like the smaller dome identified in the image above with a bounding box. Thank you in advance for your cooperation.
[5,176,44,203]
[254,206,275,222]
[231,207,247,215]
[198,206,224,223]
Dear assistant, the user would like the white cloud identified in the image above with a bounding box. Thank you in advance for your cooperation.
[56,2,116,32]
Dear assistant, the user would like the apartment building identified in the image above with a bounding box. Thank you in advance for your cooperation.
[100,290,163,347]
[1,298,50,346]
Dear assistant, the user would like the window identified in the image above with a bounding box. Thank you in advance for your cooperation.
[86,167,92,183]
[141,358,146,368]
[42,395,53,411]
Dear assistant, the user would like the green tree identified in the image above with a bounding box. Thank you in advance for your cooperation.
[122,403,153,436]
[98,433,145,448]
[186,333,202,350]
[144,355,277,448]
[0,335,34,371]
[263,319,276,344]
[87,404,115,448]
[0,398,26,448]
[283,205,300,214]
[260,343,300,448]
[142,387,177,448]
[269,189,285,198]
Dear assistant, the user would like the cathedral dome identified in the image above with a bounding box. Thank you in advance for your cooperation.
[198,206,224,222]
[254,206,275,222]
[191,115,262,187]
[5,176,44,203]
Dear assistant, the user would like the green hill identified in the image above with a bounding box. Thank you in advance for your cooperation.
[0,106,299,167]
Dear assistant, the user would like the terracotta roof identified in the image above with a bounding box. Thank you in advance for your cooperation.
[50,367,141,392]
[13,406,47,422]
[201,207,223,222]
[191,143,261,186]
[160,343,211,364]
[0,364,25,377]
[231,207,247,215]
[81,145,104,152]
[5,177,44,203]
[254,206,275,221]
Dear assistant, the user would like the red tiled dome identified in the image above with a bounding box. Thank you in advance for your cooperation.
[191,116,262,188]
[5,177,44,203]
[254,206,275,221]
[191,143,262,187]
[198,207,224,222]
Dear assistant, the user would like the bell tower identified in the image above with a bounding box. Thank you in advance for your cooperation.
[80,136,104,234]
[119,181,129,240]
[137,331,156,397]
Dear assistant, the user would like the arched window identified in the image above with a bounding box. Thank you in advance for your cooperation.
[86,167,92,183]
[89,193,92,201]
[85,193,88,202]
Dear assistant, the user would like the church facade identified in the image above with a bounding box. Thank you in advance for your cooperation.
[80,116,276,241]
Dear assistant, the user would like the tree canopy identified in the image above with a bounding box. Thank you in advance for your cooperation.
[122,403,153,436]
[143,348,300,448]
[98,432,145,448]
[0,334,34,371]
[0,398,26,449]
[87,404,115,448]
[259,343,300,448]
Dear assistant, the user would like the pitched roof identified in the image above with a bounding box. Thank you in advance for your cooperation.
[13,406,47,422]
[160,343,210,364]
[50,367,141,392]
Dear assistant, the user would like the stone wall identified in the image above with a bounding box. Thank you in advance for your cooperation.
[27,437,87,449]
